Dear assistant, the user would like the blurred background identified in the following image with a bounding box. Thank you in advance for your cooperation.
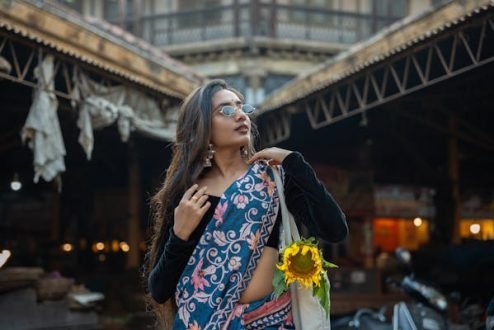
[1,0,493,329]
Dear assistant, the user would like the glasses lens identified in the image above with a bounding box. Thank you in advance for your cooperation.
[241,104,255,114]
[220,106,236,116]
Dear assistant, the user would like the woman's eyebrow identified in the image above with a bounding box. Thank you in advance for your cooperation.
[214,100,241,110]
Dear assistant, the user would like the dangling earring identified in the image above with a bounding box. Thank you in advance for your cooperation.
[241,147,248,160]
[204,144,215,167]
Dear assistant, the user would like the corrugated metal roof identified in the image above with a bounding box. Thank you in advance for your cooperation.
[0,0,204,98]
[260,0,494,113]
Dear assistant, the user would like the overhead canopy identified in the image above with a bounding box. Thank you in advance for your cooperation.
[258,0,494,145]
[0,0,203,98]
[0,0,205,183]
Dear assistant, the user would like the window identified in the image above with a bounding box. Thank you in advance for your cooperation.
[177,0,223,28]
[372,0,406,18]
[103,0,139,34]
[178,0,222,10]
[56,0,82,12]
[104,0,135,23]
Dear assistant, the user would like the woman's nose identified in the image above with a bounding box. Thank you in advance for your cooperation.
[234,107,247,121]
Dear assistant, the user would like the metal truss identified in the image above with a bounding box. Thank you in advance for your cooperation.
[0,32,121,102]
[261,10,494,146]
[258,109,291,148]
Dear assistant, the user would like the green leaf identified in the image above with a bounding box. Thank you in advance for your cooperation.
[272,268,288,298]
[313,274,331,317]
[323,260,338,268]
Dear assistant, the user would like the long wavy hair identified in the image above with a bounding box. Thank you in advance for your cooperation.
[144,79,258,328]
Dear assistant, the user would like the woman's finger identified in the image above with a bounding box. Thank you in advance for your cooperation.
[248,149,271,163]
[199,201,211,214]
[267,159,281,166]
[196,194,209,207]
[191,186,208,202]
[182,184,199,201]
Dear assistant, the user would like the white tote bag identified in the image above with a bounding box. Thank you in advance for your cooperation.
[273,168,331,330]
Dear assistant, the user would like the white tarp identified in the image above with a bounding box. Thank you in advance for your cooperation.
[72,69,176,160]
[21,56,177,184]
[21,54,66,183]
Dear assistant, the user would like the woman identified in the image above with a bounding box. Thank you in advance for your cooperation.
[146,79,348,329]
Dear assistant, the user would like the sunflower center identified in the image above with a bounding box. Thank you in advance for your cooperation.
[289,251,316,275]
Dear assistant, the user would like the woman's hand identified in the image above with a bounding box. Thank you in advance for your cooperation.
[173,184,211,241]
[248,147,293,166]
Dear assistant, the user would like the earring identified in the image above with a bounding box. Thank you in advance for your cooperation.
[241,147,248,159]
[204,144,215,167]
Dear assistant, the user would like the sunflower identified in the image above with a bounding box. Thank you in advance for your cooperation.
[276,242,323,288]
[273,237,338,315]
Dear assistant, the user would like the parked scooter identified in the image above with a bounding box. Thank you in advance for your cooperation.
[332,248,469,330]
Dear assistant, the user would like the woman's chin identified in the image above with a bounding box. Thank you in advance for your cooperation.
[232,136,251,147]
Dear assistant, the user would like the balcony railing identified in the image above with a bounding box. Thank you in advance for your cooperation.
[132,3,402,47]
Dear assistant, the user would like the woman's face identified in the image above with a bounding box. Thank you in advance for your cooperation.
[210,89,251,150]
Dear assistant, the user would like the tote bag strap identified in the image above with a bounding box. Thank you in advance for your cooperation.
[272,167,300,246]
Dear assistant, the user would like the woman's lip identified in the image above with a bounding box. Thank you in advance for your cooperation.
[235,126,249,133]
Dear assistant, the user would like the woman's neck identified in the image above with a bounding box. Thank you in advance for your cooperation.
[209,147,248,179]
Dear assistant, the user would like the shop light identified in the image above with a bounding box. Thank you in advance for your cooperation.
[0,250,11,269]
[62,243,73,252]
[120,241,130,253]
[413,217,423,227]
[470,223,481,235]
[95,242,105,251]
[10,173,22,191]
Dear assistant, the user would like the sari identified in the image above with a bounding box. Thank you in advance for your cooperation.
[173,162,292,329]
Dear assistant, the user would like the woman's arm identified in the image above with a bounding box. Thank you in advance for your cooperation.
[148,221,196,304]
[149,184,211,303]
[282,152,348,243]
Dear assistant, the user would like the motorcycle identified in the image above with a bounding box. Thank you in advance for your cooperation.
[332,248,469,330]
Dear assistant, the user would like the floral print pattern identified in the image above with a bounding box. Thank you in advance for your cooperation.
[174,162,280,329]
[233,194,249,209]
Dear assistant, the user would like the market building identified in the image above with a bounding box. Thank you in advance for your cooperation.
[1,0,493,326]
[53,0,426,106]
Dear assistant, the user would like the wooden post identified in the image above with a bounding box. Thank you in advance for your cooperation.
[449,115,461,244]
[127,142,141,269]
[52,183,61,242]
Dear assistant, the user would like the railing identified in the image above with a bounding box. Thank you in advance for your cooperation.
[133,3,402,47]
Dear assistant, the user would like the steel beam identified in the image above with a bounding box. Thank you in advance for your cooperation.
[260,11,494,146]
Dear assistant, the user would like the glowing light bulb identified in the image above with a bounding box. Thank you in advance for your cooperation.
[62,243,73,252]
[120,241,130,253]
[413,217,423,227]
[10,173,22,191]
[0,250,12,269]
[95,242,105,251]
[470,224,481,235]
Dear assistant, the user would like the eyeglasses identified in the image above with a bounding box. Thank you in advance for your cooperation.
[218,104,256,117]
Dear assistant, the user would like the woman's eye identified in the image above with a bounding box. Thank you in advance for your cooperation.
[221,106,235,116]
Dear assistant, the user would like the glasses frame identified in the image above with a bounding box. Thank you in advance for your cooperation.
[218,104,256,117]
